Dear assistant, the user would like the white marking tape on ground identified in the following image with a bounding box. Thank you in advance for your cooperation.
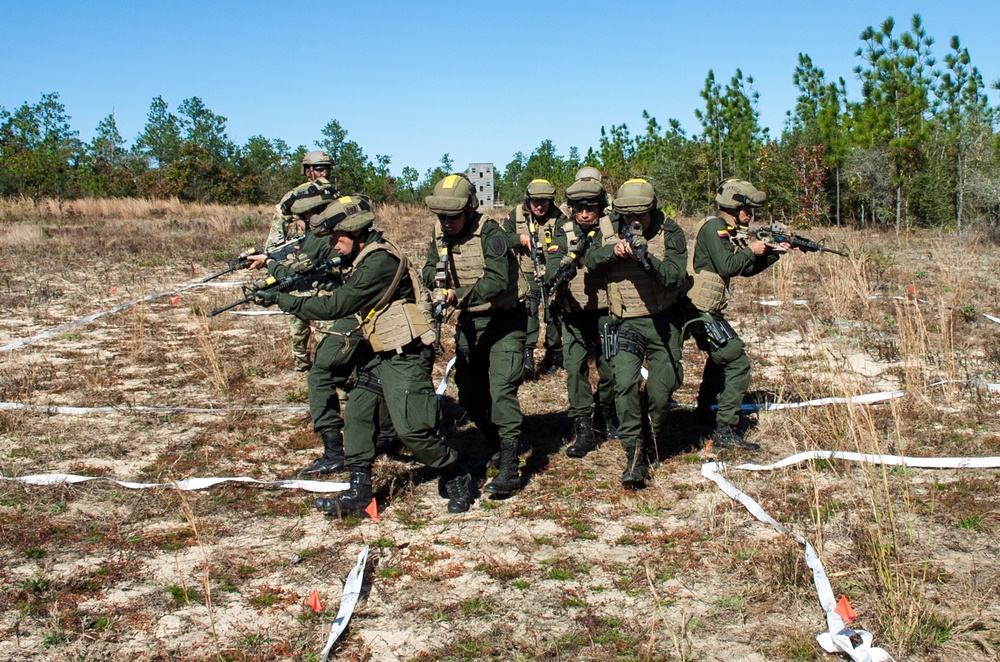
[0,402,307,415]
[0,280,242,353]
[740,379,1000,412]
[757,299,811,306]
[985,313,1000,325]
[703,451,1000,660]
[436,356,457,396]
[1,473,348,493]
[320,545,369,662]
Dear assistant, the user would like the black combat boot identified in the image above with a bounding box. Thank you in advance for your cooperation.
[301,431,345,476]
[441,466,474,513]
[566,416,597,458]
[483,439,521,496]
[709,424,761,451]
[375,415,402,455]
[539,348,564,375]
[313,465,373,517]
[594,403,619,441]
[620,443,649,489]
[522,346,536,381]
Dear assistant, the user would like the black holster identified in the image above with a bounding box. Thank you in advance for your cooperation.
[602,319,622,360]
[703,316,738,347]
[354,368,384,396]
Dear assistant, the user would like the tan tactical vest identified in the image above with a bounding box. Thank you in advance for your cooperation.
[434,215,519,313]
[561,220,607,311]
[599,215,680,319]
[352,238,435,353]
[686,216,731,314]
[513,206,557,278]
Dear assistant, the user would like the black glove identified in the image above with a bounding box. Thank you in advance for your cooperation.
[254,289,281,307]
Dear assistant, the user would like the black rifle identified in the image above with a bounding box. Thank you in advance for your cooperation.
[209,255,341,316]
[526,219,549,305]
[548,229,597,312]
[622,218,652,271]
[753,225,848,257]
[201,236,305,283]
[432,242,450,354]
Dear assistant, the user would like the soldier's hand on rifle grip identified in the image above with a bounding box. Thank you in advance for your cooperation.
[748,239,772,256]
[519,233,532,249]
[254,289,280,307]
[614,239,633,260]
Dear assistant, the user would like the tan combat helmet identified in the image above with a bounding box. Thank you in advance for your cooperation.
[612,178,658,214]
[310,195,376,237]
[575,166,602,182]
[525,178,556,201]
[565,178,606,205]
[301,150,335,176]
[425,174,479,215]
[715,179,766,210]
[287,182,337,217]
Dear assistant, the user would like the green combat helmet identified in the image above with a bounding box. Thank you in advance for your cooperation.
[575,166,602,182]
[612,178,658,215]
[716,179,766,210]
[565,178,606,205]
[425,174,479,215]
[301,150,335,175]
[310,195,376,237]
[525,178,556,201]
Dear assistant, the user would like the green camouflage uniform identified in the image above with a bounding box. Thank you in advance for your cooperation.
[267,177,338,371]
[503,204,563,355]
[271,230,456,470]
[584,211,688,475]
[546,217,614,419]
[688,217,780,427]
[422,213,525,455]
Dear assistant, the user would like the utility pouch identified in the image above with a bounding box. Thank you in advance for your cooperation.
[602,319,622,360]
[617,330,647,359]
[704,316,738,347]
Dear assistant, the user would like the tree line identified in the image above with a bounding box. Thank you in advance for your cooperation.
[2,14,998,230]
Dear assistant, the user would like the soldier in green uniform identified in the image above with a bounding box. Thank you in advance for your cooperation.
[546,177,617,457]
[266,150,338,372]
[423,174,526,497]
[504,179,565,379]
[584,179,689,488]
[255,196,474,516]
[686,179,788,451]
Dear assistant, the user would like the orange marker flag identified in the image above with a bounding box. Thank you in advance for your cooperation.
[307,589,323,613]
[170,296,180,304]
[364,498,379,521]
[834,595,856,623]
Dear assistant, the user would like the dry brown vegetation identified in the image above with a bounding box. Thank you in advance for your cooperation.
[1,198,999,661]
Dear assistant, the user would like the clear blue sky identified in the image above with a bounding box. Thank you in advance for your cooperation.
[2,1,998,177]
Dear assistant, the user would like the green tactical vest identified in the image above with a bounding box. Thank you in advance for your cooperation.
[686,216,730,314]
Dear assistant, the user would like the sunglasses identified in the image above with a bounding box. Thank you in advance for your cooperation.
[571,202,601,212]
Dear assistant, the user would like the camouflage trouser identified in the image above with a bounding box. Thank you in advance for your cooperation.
[344,349,456,470]
[454,307,527,450]
[525,286,561,351]
[561,309,614,419]
[289,314,312,369]
[609,308,684,449]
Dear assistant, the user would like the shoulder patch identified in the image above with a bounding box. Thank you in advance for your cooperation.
[489,235,508,256]
[716,229,731,239]
[671,232,687,253]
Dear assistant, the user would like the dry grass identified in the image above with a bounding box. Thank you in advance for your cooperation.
[0,202,997,660]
